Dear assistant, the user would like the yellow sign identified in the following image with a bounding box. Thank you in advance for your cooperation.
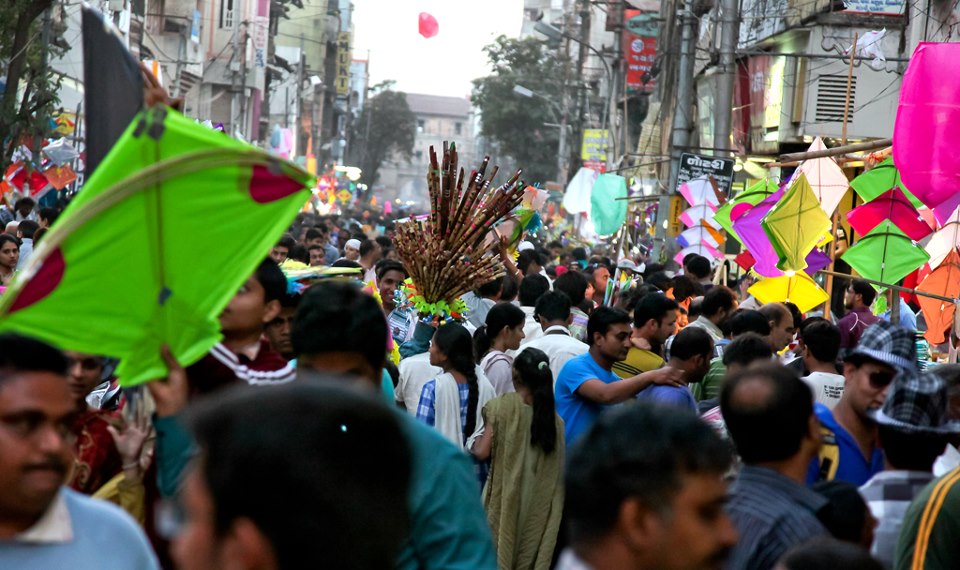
[336,32,351,97]
[667,195,684,237]
[337,189,352,203]
[581,129,608,163]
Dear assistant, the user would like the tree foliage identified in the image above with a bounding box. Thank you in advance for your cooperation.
[0,0,63,166]
[347,88,416,187]
[472,36,568,184]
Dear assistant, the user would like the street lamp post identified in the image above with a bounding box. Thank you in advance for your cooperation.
[514,85,568,186]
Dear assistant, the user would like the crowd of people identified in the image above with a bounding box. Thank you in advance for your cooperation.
[2,202,960,570]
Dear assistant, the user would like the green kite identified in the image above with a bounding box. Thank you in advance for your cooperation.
[0,106,313,386]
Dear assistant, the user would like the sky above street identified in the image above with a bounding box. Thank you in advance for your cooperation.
[352,0,524,98]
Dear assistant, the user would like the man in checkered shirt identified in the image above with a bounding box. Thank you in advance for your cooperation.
[858,366,960,569]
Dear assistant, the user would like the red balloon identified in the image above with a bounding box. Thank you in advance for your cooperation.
[418,12,439,38]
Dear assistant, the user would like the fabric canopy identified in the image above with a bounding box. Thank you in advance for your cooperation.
[916,249,960,345]
[762,173,831,272]
[748,272,830,313]
[793,137,849,215]
[893,42,960,212]
[0,107,313,386]
[846,187,932,242]
[841,220,930,285]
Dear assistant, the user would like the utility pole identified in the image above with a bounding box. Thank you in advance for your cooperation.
[652,0,696,261]
[574,0,591,169]
[239,21,249,139]
[230,2,241,137]
[557,0,573,186]
[713,0,740,157]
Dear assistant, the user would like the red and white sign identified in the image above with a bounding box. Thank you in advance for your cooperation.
[623,10,657,93]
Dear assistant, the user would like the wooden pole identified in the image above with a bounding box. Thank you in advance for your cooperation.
[817,269,957,304]
[819,33,858,322]
[776,138,891,163]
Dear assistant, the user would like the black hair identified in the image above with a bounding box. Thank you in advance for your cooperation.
[670,274,703,300]
[305,228,324,241]
[292,281,388,376]
[38,207,59,226]
[586,307,631,347]
[547,239,563,250]
[849,278,877,307]
[727,310,772,337]
[566,403,731,542]
[375,259,407,281]
[17,220,38,239]
[632,293,679,329]
[700,286,738,318]
[331,259,362,270]
[517,250,546,275]
[798,316,828,336]
[642,262,665,279]
[810,482,873,546]
[670,327,714,361]
[878,424,949,472]
[278,233,297,252]
[572,247,588,261]
[780,537,882,570]
[686,255,712,279]
[534,290,572,323]
[721,363,812,463]
[687,298,703,321]
[784,302,803,330]
[554,270,588,305]
[288,244,309,264]
[681,253,699,269]
[722,332,773,367]
[0,234,19,253]
[477,277,504,299]
[434,323,481,435]
[499,275,519,302]
[645,271,673,292]
[0,333,69,383]
[518,274,550,307]
[359,239,378,257]
[188,380,411,570]
[474,302,526,361]
[513,348,558,454]
[14,197,35,211]
[615,284,653,314]
[802,320,841,363]
[375,236,392,250]
[255,258,288,304]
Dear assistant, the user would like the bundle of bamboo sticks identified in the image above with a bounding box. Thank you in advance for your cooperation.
[394,142,524,314]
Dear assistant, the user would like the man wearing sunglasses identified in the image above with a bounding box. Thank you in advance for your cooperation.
[808,320,916,486]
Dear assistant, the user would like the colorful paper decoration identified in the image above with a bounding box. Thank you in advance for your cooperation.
[674,243,723,266]
[0,107,313,386]
[893,42,960,212]
[679,202,718,229]
[792,137,850,215]
[590,173,627,235]
[761,173,831,272]
[924,204,960,270]
[846,187,932,242]
[849,157,923,207]
[678,224,723,250]
[748,272,830,313]
[733,189,785,277]
[916,249,960,345]
[714,178,778,243]
[43,165,77,190]
[841,220,930,285]
[678,177,720,208]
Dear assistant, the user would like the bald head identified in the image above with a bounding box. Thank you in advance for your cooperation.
[4,221,18,235]
[720,364,813,464]
[759,303,796,353]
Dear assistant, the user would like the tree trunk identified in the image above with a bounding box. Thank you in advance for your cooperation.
[0,0,54,158]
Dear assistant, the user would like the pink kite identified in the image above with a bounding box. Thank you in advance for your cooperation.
[679,203,718,229]
[792,137,849,216]
[846,187,932,242]
[894,42,960,211]
[679,177,720,208]
[418,12,439,38]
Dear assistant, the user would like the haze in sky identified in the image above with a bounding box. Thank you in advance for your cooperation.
[352,0,524,98]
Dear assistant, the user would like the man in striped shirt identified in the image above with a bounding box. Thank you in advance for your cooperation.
[722,364,830,570]
[894,466,960,570]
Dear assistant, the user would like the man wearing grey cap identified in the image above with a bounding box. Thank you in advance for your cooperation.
[859,367,959,569]
[808,320,917,486]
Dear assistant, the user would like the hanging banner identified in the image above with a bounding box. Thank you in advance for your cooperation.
[623,9,657,93]
[676,152,735,197]
[581,129,608,164]
[336,32,351,97]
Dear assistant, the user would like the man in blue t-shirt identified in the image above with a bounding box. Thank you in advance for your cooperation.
[807,320,915,486]
[637,326,713,412]
[555,307,682,447]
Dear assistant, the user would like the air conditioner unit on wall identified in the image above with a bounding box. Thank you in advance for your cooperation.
[800,59,901,140]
